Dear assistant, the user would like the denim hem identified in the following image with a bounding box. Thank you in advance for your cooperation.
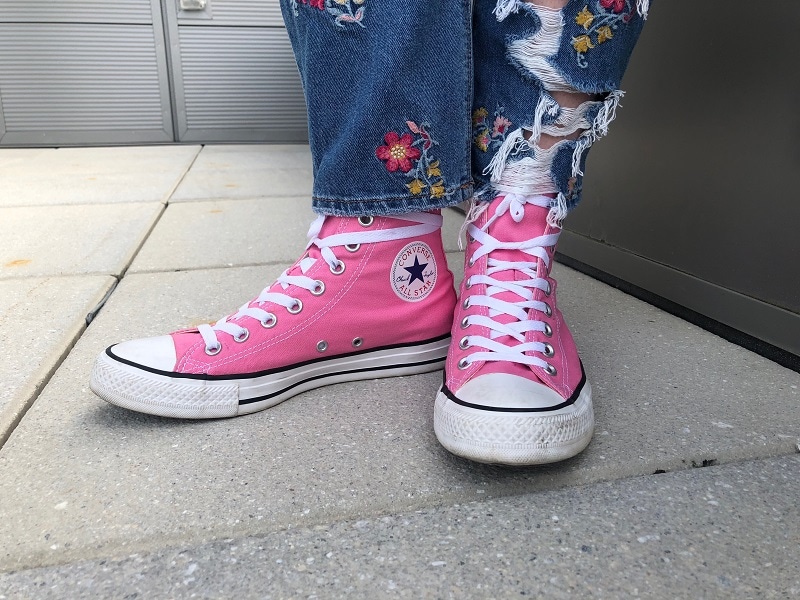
[311,182,474,216]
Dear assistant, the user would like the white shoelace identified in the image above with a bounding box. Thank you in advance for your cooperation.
[197,212,442,355]
[460,194,559,372]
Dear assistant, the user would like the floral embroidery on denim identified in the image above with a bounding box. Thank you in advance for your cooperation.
[376,122,447,198]
[472,105,512,153]
[326,0,366,28]
[572,1,635,68]
[293,0,365,28]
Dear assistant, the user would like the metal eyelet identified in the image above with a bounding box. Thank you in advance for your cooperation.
[544,281,552,297]
[311,280,325,296]
[459,336,470,350]
[329,261,345,275]
[460,316,470,329]
[234,329,250,343]
[468,257,475,267]
[465,277,473,289]
[261,314,277,328]
[542,343,555,358]
[545,364,557,376]
[352,337,363,348]
[345,243,360,252]
[358,216,374,227]
[457,357,470,370]
[543,302,553,318]
[205,344,222,356]
[543,323,553,337]
[317,340,328,352]
[462,298,470,310]
[287,299,303,314]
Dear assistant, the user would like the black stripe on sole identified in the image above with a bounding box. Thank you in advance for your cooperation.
[440,362,587,413]
[238,356,445,406]
[105,332,450,381]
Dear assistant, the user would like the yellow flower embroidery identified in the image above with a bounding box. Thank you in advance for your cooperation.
[597,25,613,44]
[426,160,441,178]
[430,181,446,198]
[575,7,594,30]
[406,179,427,195]
[572,35,595,54]
[472,107,488,125]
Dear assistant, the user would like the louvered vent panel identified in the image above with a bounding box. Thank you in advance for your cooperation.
[0,24,168,132]
[0,1,153,24]
[178,0,285,27]
[178,26,306,131]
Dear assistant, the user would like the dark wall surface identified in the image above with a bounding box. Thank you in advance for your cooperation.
[563,0,800,354]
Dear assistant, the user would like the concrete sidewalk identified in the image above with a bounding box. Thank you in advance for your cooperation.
[0,145,798,598]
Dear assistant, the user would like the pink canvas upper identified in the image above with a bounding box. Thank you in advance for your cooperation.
[169,214,456,376]
[445,197,584,401]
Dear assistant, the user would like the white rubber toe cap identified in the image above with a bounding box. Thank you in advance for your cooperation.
[455,372,567,410]
[109,335,178,372]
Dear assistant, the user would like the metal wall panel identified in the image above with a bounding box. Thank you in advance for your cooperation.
[176,0,285,26]
[166,0,307,143]
[0,1,154,24]
[0,0,305,145]
[561,1,800,356]
[175,27,307,142]
[0,1,174,146]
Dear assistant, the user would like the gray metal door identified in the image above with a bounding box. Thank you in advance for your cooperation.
[163,0,308,143]
[0,0,308,146]
[0,0,174,145]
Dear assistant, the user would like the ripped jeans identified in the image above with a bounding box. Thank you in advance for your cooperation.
[281,0,647,218]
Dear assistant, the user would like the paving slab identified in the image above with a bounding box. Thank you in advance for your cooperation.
[1,455,797,599]
[170,145,313,202]
[0,203,163,279]
[0,276,116,444]
[130,202,464,273]
[0,263,797,573]
[0,146,200,207]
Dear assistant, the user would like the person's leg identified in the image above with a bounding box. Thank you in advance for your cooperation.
[89,1,474,418]
[283,0,474,216]
[435,0,648,464]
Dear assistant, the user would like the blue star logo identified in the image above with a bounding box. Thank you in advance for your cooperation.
[403,255,428,285]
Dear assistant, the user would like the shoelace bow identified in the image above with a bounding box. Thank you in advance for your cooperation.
[197,212,442,354]
[460,194,559,372]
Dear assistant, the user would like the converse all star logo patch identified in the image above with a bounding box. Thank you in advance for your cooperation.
[391,241,437,302]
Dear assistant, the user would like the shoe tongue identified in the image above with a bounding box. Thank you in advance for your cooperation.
[475,198,552,379]
[281,215,346,280]
[233,217,344,322]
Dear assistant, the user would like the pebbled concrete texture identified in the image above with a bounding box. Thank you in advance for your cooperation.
[0,203,163,279]
[1,143,797,598]
[1,455,797,599]
[0,146,201,207]
[170,145,313,202]
[130,201,465,273]
[0,262,797,573]
[0,276,116,443]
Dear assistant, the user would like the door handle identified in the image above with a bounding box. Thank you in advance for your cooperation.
[180,0,207,10]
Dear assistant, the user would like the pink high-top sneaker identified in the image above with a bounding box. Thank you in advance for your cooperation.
[91,211,456,419]
[434,194,593,465]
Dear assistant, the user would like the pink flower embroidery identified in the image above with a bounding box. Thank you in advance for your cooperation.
[299,0,324,9]
[376,132,421,173]
[600,0,625,13]
[492,116,512,137]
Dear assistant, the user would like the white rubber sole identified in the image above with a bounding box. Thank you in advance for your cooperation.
[91,336,450,419]
[433,381,594,466]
